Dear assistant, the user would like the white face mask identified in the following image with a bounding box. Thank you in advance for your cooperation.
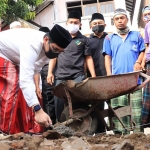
[67,24,79,34]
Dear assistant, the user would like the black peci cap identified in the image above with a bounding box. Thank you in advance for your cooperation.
[50,24,72,48]
[90,13,105,22]
[68,11,81,20]
[39,27,50,33]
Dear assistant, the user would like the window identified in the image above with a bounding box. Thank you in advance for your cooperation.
[99,2,114,14]
[66,1,82,17]
[83,4,98,16]
[66,0,114,17]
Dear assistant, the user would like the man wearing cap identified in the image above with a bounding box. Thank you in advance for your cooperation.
[141,6,150,128]
[103,8,145,133]
[10,21,22,29]
[87,13,107,133]
[0,25,71,134]
[47,11,96,122]
[34,27,56,126]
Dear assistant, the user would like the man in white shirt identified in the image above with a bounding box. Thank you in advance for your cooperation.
[0,24,72,134]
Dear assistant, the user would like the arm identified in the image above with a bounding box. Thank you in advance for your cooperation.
[134,51,145,71]
[102,35,112,75]
[47,58,57,85]
[105,55,112,75]
[134,33,146,71]
[141,26,149,69]
[141,45,149,69]
[84,38,96,77]
[86,55,96,77]
[34,73,42,99]
[20,47,52,127]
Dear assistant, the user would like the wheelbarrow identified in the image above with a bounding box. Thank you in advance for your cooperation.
[52,71,150,135]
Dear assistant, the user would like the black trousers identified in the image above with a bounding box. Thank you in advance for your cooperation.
[54,75,85,122]
[40,64,56,124]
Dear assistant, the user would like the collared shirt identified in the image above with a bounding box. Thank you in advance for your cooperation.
[88,32,107,76]
[103,31,145,77]
[0,28,49,107]
[55,31,91,80]
[144,21,150,62]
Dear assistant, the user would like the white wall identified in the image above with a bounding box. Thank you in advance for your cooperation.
[34,4,55,29]
[131,0,142,31]
[34,0,132,34]
[113,0,126,9]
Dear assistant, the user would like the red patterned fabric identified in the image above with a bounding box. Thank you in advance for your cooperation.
[0,57,43,134]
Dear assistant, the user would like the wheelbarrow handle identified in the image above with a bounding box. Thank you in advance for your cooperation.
[132,72,150,92]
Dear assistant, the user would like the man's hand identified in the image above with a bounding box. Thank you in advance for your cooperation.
[47,72,54,85]
[141,61,146,70]
[134,62,142,71]
[34,108,52,127]
[35,87,42,99]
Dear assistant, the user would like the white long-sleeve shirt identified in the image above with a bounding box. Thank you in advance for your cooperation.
[0,28,50,107]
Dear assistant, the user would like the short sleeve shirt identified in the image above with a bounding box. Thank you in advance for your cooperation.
[144,21,150,62]
[103,31,145,75]
[88,32,107,76]
[55,31,91,80]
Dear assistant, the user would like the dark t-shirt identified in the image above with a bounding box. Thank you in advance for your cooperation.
[55,31,91,80]
[87,32,107,77]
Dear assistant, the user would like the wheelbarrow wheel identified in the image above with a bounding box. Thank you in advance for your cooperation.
[60,105,98,135]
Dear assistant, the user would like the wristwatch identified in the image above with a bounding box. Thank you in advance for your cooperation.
[33,104,41,112]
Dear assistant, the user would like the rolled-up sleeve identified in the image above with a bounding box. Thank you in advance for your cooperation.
[102,35,112,56]
[19,46,39,107]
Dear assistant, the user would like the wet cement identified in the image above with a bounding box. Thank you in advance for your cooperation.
[53,124,74,137]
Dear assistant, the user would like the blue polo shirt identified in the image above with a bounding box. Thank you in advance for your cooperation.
[103,31,145,76]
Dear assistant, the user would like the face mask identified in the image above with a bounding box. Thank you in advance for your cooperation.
[45,50,59,59]
[44,40,59,59]
[92,25,105,33]
[144,15,150,22]
[67,24,79,34]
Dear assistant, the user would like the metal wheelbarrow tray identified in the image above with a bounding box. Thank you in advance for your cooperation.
[53,71,150,133]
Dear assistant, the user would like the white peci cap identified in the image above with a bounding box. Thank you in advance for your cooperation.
[10,21,22,29]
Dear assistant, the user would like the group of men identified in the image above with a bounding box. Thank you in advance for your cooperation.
[0,6,149,135]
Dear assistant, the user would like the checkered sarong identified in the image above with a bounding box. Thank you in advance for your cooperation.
[111,90,142,133]
[142,63,150,126]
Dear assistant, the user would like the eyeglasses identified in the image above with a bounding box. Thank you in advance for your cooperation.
[142,6,150,13]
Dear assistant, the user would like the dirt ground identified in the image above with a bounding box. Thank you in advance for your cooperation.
[0,130,150,150]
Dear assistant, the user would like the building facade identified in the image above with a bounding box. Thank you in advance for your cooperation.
[34,0,140,35]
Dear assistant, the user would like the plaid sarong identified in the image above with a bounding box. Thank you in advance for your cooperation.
[111,89,142,133]
[142,63,150,126]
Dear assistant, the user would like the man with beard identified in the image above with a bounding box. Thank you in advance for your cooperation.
[47,11,96,122]
[88,13,107,133]
[103,8,145,133]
